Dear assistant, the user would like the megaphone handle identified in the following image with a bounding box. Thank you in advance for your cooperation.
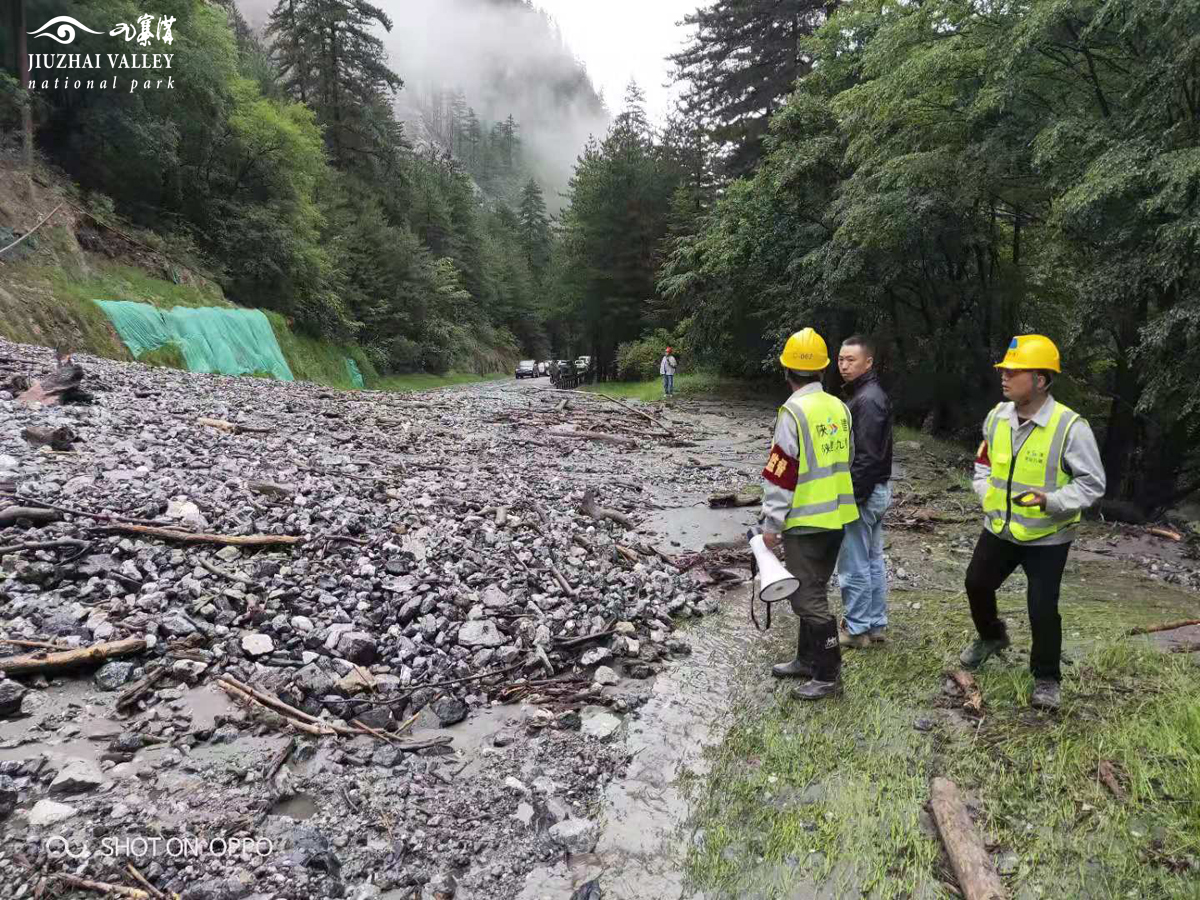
[749,551,771,632]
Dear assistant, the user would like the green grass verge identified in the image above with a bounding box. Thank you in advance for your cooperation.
[261,311,378,390]
[583,372,745,402]
[687,429,1200,899]
[370,371,508,392]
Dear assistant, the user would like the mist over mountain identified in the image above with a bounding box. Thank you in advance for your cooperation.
[236,0,611,205]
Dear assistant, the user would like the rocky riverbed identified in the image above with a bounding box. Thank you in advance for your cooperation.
[0,341,777,900]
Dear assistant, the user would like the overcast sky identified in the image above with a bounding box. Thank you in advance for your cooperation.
[534,0,701,125]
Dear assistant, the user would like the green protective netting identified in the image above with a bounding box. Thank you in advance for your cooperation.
[344,356,365,389]
[94,300,294,381]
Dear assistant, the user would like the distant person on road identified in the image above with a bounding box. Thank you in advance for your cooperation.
[549,359,559,386]
[660,347,678,396]
[961,334,1106,712]
[760,328,858,701]
[835,335,894,649]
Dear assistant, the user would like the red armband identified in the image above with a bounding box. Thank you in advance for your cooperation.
[762,444,799,490]
[975,441,990,466]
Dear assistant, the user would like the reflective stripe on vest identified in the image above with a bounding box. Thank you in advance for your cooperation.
[981,400,1081,541]
[780,391,859,531]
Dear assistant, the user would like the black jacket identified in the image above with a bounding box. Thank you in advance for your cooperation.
[842,369,893,504]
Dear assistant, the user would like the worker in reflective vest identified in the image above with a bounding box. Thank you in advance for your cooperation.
[760,328,859,701]
[961,335,1106,711]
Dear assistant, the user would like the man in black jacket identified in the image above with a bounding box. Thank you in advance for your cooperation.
[836,335,895,648]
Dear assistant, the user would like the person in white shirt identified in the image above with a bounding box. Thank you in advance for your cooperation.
[659,347,678,395]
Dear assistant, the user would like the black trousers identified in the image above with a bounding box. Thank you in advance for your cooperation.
[965,529,1071,681]
[783,530,844,626]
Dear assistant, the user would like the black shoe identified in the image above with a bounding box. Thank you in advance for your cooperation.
[959,633,1011,670]
[792,678,843,701]
[772,624,813,678]
[1031,679,1061,711]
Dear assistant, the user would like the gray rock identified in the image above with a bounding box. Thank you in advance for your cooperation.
[480,584,509,609]
[544,797,571,824]
[356,706,393,731]
[580,646,612,666]
[0,774,17,818]
[94,661,135,691]
[592,666,618,686]
[580,708,623,740]
[160,611,197,638]
[428,871,457,899]
[372,746,402,768]
[27,798,78,827]
[180,875,253,900]
[50,759,107,794]
[432,696,468,727]
[241,633,275,657]
[0,679,27,718]
[335,631,377,665]
[294,663,336,696]
[457,620,505,648]
[548,817,599,854]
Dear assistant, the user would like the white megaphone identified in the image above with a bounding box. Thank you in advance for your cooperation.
[749,533,799,602]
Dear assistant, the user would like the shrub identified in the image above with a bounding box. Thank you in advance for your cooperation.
[616,326,691,380]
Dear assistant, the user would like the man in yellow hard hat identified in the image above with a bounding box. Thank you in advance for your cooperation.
[760,328,859,700]
[960,335,1106,711]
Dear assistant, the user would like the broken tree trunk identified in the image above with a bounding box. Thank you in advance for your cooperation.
[16,358,88,407]
[90,523,303,547]
[0,506,62,527]
[546,430,638,449]
[929,778,1007,900]
[580,487,634,529]
[1127,619,1200,636]
[707,491,759,509]
[0,637,146,676]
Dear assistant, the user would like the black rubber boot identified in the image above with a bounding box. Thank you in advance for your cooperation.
[772,622,814,679]
[792,621,843,701]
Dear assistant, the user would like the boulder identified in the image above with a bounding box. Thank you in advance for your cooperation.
[457,620,505,648]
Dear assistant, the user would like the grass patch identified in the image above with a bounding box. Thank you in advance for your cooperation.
[49,261,229,310]
[371,371,508,392]
[688,587,1200,899]
[263,311,379,390]
[138,344,187,370]
[583,372,747,402]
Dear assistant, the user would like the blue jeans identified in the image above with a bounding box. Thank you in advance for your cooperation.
[663,373,674,394]
[837,481,892,635]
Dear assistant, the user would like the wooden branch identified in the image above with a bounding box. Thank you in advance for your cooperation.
[1,637,70,651]
[1127,619,1200,636]
[947,669,984,714]
[554,628,617,650]
[197,418,272,435]
[264,735,297,781]
[929,778,1007,900]
[1146,526,1183,542]
[1097,760,1125,801]
[0,637,146,676]
[559,389,667,430]
[614,545,640,564]
[0,538,90,557]
[547,562,575,597]
[52,874,150,899]
[547,431,638,449]
[117,666,169,710]
[217,678,337,737]
[0,492,173,527]
[0,506,62,527]
[91,523,303,547]
[125,863,171,900]
[580,487,634,529]
[707,492,759,509]
[196,556,255,587]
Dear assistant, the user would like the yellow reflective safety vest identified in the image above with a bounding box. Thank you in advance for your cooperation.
[982,400,1082,541]
[780,390,859,531]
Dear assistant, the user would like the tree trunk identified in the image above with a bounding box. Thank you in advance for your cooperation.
[13,0,33,200]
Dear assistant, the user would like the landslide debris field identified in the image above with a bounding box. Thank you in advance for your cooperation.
[3,339,1200,900]
[0,339,773,900]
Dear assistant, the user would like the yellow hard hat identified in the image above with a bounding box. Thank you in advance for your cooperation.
[779,328,830,372]
[995,334,1061,373]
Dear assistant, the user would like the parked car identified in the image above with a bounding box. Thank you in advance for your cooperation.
[574,355,592,373]
[515,360,538,379]
[537,361,550,376]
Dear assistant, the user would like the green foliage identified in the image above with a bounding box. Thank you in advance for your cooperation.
[615,325,691,381]
[662,0,1200,510]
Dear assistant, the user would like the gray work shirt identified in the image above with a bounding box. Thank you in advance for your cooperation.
[760,382,854,535]
[972,395,1106,545]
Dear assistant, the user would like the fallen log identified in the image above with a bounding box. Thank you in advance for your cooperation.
[0,637,146,676]
[0,505,62,527]
[547,430,638,449]
[1127,619,1200,636]
[0,493,174,527]
[580,487,634,530]
[707,491,759,509]
[51,874,150,900]
[946,669,984,714]
[197,418,272,435]
[1147,526,1183,542]
[929,777,1007,900]
[0,538,89,556]
[17,357,89,407]
[264,736,297,781]
[20,425,77,450]
[116,666,169,711]
[91,523,303,547]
